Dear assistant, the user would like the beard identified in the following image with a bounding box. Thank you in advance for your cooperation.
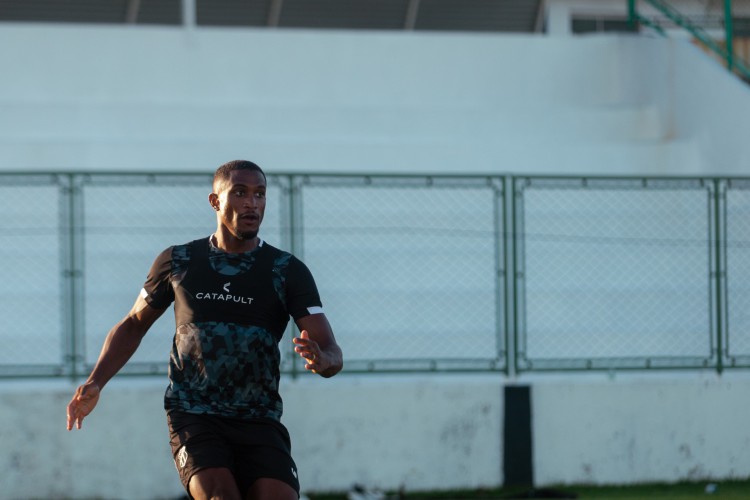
[235,228,258,240]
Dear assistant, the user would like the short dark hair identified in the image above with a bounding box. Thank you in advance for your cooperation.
[213,160,266,188]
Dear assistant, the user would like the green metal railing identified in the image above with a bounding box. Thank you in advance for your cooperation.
[629,0,750,80]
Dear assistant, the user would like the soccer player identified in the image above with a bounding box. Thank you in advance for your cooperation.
[67,160,343,500]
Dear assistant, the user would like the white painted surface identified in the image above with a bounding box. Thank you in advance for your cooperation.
[532,373,750,485]
[1,375,504,499]
[0,24,748,176]
[3,373,750,498]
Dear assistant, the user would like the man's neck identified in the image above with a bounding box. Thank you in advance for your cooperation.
[210,232,260,253]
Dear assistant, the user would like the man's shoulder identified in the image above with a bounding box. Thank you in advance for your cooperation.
[172,237,207,258]
[260,242,315,282]
[155,237,209,267]
[260,241,292,259]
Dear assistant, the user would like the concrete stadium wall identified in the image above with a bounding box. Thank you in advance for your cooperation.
[3,375,505,499]
[532,373,750,486]
[0,25,748,176]
[4,373,750,499]
[2,23,750,499]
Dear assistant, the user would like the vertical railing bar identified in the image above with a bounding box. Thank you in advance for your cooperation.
[511,176,524,375]
[500,175,514,376]
[628,0,638,31]
[64,174,82,380]
[72,174,87,380]
[725,0,735,72]
[713,179,725,374]
[59,174,74,378]
[492,176,506,373]
[289,174,302,380]
[275,174,295,375]
[706,180,718,371]
[719,179,730,370]
[706,180,717,370]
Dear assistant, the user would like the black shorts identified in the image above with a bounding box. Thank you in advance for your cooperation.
[167,410,300,498]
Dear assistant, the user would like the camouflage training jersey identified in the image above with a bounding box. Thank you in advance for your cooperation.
[140,237,323,421]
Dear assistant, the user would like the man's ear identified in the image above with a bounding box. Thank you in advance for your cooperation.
[208,192,220,211]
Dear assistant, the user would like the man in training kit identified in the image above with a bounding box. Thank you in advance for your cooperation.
[67,160,343,500]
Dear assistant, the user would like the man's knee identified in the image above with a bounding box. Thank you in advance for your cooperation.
[189,467,241,500]
[248,477,298,500]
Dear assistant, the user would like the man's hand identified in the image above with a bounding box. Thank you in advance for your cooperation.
[294,314,342,377]
[66,382,101,431]
[293,330,330,374]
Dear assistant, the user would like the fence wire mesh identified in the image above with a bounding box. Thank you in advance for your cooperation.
[297,175,505,371]
[0,175,66,375]
[726,179,750,367]
[0,173,744,377]
[514,177,717,371]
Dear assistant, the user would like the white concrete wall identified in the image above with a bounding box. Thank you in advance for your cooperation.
[5,373,750,499]
[1,24,748,176]
[533,372,750,486]
[2,375,505,499]
[671,40,750,174]
[2,21,750,499]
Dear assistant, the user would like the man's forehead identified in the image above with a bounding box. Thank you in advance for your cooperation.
[229,169,265,184]
[217,169,266,189]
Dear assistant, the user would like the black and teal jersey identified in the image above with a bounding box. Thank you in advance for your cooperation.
[141,237,322,420]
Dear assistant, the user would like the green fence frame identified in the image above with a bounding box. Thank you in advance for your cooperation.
[0,172,747,378]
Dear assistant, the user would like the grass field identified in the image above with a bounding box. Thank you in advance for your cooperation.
[306,479,750,499]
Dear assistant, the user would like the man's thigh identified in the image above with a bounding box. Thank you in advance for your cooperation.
[167,411,300,498]
[233,444,300,497]
[168,411,237,492]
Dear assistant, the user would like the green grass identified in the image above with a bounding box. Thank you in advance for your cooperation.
[307,479,750,499]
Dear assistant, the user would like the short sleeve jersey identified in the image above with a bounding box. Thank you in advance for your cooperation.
[141,237,322,421]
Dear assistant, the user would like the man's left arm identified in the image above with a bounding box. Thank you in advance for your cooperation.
[293,313,343,377]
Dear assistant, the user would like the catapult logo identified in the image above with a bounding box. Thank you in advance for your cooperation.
[176,446,188,469]
[195,282,254,305]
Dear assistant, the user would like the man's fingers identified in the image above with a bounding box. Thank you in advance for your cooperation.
[67,407,78,430]
[67,383,98,431]
[295,344,318,362]
[67,398,76,430]
[294,330,323,373]
[294,330,313,356]
[293,330,310,344]
[67,398,81,430]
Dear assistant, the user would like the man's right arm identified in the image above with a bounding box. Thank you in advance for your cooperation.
[66,295,166,430]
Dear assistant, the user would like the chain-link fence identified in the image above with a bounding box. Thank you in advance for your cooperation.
[0,172,745,377]
[725,178,750,367]
[0,174,66,376]
[296,175,505,372]
[514,177,718,371]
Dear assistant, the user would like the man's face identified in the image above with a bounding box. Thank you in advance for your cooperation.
[211,169,266,240]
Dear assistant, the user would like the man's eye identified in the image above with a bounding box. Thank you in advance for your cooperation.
[234,190,246,197]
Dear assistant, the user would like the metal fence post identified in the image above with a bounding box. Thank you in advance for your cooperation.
[725,0,734,72]
[289,174,304,379]
[61,174,85,380]
[714,179,727,374]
